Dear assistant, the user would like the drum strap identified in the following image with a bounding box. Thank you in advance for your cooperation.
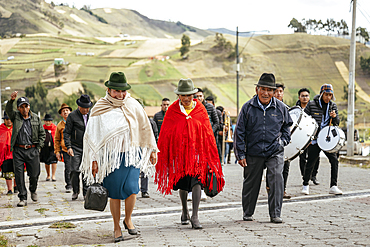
[326,118,333,142]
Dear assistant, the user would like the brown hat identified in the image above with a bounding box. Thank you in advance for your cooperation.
[255,73,276,89]
[58,103,72,114]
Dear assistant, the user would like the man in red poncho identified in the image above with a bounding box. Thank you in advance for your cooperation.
[155,78,225,230]
[0,112,17,194]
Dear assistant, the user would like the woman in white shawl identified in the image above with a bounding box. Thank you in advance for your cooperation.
[81,72,158,243]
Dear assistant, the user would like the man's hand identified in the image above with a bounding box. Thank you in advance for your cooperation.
[10,91,18,100]
[238,159,247,167]
[150,152,157,165]
[329,110,336,118]
[56,152,62,161]
[92,161,98,177]
[218,131,223,136]
[67,148,74,157]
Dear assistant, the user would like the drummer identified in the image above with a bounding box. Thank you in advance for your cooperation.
[296,88,320,184]
[301,84,342,195]
[266,83,292,199]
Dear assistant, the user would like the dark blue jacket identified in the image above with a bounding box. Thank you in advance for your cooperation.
[234,96,293,159]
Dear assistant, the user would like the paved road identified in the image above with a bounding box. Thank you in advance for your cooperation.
[1,153,370,246]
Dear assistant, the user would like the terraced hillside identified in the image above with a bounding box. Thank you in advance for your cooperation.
[1,32,370,127]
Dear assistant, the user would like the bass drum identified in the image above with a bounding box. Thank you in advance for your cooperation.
[317,126,345,153]
[284,106,318,161]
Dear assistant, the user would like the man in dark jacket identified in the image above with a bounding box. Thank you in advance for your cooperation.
[64,94,92,200]
[296,88,320,184]
[302,84,342,195]
[6,91,46,207]
[153,98,170,134]
[234,73,292,224]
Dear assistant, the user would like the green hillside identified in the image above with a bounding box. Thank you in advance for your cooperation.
[1,31,370,127]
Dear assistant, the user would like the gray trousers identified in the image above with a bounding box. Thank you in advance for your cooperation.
[62,151,72,189]
[69,148,88,196]
[140,172,148,193]
[242,149,284,218]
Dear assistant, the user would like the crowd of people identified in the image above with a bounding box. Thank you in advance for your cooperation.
[0,71,344,242]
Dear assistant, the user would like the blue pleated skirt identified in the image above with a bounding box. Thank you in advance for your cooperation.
[102,156,140,200]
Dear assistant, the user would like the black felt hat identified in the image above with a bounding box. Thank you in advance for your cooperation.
[2,111,9,119]
[76,94,93,108]
[43,114,53,121]
[255,73,276,89]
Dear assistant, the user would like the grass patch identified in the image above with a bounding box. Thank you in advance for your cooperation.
[84,57,136,67]
[42,49,61,53]
[130,84,163,105]
[76,66,109,82]
[82,81,106,97]
[0,69,14,80]
[49,221,76,229]
[35,208,49,214]
[0,235,8,247]
[138,60,184,83]
[7,49,18,53]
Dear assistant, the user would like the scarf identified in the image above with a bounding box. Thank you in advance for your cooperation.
[43,123,57,139]
[0,124,13,166]
[81,91,158,185]
[155,99,225,195]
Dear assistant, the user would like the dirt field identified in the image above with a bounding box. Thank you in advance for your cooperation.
[41,63,81,83]
[127,39,181,58]
[335,61,370,103]
[0,38,21,55]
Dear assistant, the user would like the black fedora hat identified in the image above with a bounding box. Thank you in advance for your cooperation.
[43,114,53,121]
[105,72,131,91]
[255,73,276,89]
[76,94,93,108]
[2,111,9,119]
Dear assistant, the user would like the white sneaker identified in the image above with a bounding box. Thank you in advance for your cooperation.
[201,190,207,201]
[329,186,343,195]
[301,185,309,195]
[187,192,192,201]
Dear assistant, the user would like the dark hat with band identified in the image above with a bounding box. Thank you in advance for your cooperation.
[2,111,9,119]
[43,114,53,121]
[58,103,72,114]
[255,73,276,89]
[76,94,93,108]
[105,72,131,91]
[174,78,198,95]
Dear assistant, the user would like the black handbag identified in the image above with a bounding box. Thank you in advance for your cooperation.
[84,183,109,211]
[204,169,219,198]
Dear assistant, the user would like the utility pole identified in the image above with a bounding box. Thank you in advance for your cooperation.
[347,0,356,156]
[236,27,240,116]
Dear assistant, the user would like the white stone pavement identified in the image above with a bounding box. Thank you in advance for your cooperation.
[1,153,370,246]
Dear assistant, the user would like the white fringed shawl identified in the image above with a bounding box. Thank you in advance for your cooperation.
[80,92,158,185]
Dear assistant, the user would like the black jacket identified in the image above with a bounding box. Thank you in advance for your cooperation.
[203,102,219,134]
[153,110,165,134]
[149,118,159,143]
[304,95,339,136]
[234,96,293,159]
[63,109,88,151]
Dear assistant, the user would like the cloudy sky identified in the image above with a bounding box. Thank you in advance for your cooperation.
[46,0,370,34]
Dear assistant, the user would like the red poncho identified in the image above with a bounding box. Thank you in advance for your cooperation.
[0,123,13,167]
[43,123,57,139]
[155,99,225,195]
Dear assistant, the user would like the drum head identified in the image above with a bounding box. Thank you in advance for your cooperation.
[317,126,341,151]
[288,106,302,133]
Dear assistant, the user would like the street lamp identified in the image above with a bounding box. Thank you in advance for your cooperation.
[236,27,269,116]
[0,56,14,121]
